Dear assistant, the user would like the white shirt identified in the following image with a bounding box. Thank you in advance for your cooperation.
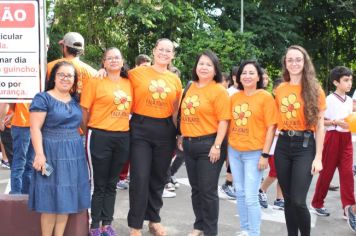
[325,93,352,132]
[227,86,239,96]
[352,90,356,101]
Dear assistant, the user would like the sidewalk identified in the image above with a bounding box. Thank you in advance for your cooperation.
[1,138,356,235]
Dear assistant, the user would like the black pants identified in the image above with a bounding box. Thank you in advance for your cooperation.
[274,134,315,236]
[166,148,185,184]
[183,135,226,236]
[127,114,176,229]
[89,129,130,228]
[0,127,13,165]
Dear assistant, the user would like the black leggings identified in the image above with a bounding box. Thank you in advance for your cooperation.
[274,134,315,236]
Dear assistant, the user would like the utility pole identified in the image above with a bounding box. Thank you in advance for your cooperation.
[241,0,244,33]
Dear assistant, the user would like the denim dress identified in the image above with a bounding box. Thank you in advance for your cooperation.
[28,92,90,214]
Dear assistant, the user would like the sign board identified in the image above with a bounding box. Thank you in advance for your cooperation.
[0,0,46,102]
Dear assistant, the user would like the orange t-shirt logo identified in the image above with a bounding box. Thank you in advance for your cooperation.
[182,95,200,115]
[233,103,251,126]
[280,93,301,119]
[149,79,172,100]
[114,90,132,111]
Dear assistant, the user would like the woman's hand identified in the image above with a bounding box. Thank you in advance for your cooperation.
[311,158,323,175]
[95,68,107,79]
[177,135,183,151]
[209,146,221,163]
[32,153,46,175]
[336,120,349,129]
[258,157,268,170]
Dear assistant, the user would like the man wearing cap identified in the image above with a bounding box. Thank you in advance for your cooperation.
[46,32,97,95]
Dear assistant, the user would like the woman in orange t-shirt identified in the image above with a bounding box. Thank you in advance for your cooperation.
[127,39,182,236]
[179,50,230,236]
[81,47,132,236]
[274,45,326,236]
[228,60,277,236]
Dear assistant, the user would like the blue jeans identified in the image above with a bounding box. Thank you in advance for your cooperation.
[228,146,262,236]
[10,126,34,194]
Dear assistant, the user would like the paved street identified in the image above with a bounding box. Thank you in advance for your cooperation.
[1,137,356,235]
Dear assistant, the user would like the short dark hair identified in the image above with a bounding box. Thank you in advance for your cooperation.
[192,50,222,83]
[46,61,79,98]
[65,46,82,57]
[236,60,264,90]
[330,66,352,83]
[135,54,151,66]
[272,78,283,90]
[169,66,181,77]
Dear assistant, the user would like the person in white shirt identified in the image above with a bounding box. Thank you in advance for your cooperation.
[310,66,354,218]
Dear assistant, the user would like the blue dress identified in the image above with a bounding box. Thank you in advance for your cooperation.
[28,92,90,214]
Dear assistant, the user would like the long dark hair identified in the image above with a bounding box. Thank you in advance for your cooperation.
[236,60,264,90]
[282,45,319,127]
[46,61,78,98]
[192,50,222,83]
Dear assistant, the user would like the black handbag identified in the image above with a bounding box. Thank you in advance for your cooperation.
[177,80,193,135]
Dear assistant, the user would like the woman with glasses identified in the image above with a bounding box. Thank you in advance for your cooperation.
[29,61,90,236]
[81,47,132,236]
[274,45,326,236]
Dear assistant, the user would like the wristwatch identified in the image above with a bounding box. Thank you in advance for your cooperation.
[261,153,272,158]
[214,144,221,149]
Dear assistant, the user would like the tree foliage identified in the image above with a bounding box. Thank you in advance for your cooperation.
[46,0,355,89]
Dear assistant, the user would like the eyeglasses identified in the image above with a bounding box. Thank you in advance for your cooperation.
[105,56,122,61]
[56,72,74,80]
[157,48,173,54]
[286,58,304,64]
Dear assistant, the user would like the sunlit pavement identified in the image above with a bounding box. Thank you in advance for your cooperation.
[1,136,356,235]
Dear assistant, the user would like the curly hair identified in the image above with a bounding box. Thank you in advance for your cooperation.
[282,45,320,128]
[46,61,79,99]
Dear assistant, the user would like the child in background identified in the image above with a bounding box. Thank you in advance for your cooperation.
[310,66,354,217]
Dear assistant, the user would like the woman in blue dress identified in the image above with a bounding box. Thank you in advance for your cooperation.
[29,61,90,236]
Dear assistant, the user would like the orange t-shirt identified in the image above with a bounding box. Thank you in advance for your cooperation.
[80,77,133,131]
[228,90,278,151]
[128,66,182,118]
[46,58,97,94]
[12,103,30,127]
[180,81,231,137]
[275,82,326,131]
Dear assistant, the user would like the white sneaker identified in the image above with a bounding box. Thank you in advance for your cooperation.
[165,182,176,192]
[162,189,176,198]
[171,176,180,189]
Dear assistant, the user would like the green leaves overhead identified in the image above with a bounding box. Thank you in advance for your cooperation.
[46,0,355,88]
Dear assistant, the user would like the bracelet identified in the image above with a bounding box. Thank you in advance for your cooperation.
[261,153,272,158]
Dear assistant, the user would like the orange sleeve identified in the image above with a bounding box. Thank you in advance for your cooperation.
[176,77,183,102]
[214,88,231,121]
[263,93,278,127]
[80,78,96,109]
[319,87,327,111]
